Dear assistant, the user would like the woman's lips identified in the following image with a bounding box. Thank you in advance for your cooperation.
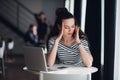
[68,33,72,35]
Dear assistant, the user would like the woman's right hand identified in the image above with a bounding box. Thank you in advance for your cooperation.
[47,23,64,67]
[55,23,64,43]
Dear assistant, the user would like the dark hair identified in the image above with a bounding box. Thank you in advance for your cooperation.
[39,11,45,16]
[28,24,37,33]
[47,12,88,48]
[55,8,68,18]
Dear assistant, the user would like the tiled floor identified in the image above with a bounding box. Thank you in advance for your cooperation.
[0,55,39,80]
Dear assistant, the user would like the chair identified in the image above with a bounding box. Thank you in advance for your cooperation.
[0,41,5,77]
[7,40,14,50]
[6,39,14,62]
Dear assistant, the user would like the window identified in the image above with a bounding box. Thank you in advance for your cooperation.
[65,0,74,15]
[114,0,120,80]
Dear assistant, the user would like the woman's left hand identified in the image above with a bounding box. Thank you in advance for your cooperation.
[75,26,81,43]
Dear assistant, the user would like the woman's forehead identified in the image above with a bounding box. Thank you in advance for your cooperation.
[62,18,75,25]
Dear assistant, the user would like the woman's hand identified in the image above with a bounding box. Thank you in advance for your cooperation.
[47,23,64,67]
[55,23,64,43]
[75,26,81,43]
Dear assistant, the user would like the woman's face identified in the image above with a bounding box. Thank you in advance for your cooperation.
[62,18,75,37]
[40,14,46,23]
[32,25,37,35]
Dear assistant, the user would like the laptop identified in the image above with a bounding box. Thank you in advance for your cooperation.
[24,46,68,72]
[24,46,48,71]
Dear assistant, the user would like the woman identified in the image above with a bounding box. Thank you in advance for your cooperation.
[47,12,93,67]
[25,24,39,46]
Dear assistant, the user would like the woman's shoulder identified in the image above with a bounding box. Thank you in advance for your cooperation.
[80,38,88,42]
[49,36,57,40]
[80,38,89,45]
[48,36,57,42]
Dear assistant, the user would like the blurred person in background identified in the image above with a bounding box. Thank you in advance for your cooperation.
[25,24,39,46]
[37,12,50,44]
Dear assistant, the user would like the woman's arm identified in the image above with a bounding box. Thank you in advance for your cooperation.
[47,23,63,67]
[75,26,93,67]
[78,44,93,67]
[47,40,59,67]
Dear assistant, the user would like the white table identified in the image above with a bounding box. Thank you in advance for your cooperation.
[40,65,98,80]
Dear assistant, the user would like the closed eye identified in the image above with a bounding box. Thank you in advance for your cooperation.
[64,25,69,29]
[64,25,75,29]
[71,25,75,28]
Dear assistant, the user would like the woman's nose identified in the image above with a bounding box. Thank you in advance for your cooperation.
[68,28,72,31]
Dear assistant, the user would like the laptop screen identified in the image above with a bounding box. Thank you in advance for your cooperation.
[24,46,48,72]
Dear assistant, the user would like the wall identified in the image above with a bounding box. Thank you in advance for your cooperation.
[0,0,64,54]
[17,0,65,25]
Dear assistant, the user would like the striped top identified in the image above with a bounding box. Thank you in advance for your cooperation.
[48,37,91,66]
